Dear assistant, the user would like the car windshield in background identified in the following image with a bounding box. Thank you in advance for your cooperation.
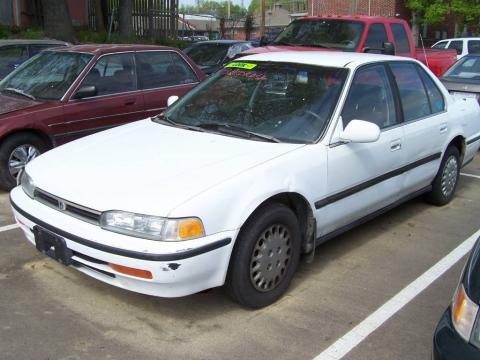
[272,19,365,50]
[443,56,480,80]
[0,51,92,100]
[184,44,230,66]
[162,62,347,143]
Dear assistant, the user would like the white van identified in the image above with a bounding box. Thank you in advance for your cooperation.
[432,37,480,59]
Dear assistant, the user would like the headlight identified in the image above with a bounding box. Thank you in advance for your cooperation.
[451,283,479,342]
[100,210,205,241]
[20,171,35,198]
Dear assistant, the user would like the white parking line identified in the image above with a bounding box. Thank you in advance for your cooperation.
[0,223,19,233]
[313,228,480,360]
[461,172,480,180]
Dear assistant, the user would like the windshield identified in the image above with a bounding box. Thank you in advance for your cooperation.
[443,56,480,80]
[272,19,364,50]
[184,44,230,66]
[0,51,93,100]
[162,62,347,143]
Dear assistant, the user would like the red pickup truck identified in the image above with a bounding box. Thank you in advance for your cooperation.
[241,16,457,77]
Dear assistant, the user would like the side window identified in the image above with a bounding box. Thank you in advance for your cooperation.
[136,51,197,90]
[468,40,480,54]
[390,63,431,122]
[169,52,198,84]
[390,23,410,53]
[417,65,445,114]
[364,23,388,49]
[448,40,463,55]
[0,45,28,77]
[341,64,398,129]
[81,53,136,96]
[432,41,448,49]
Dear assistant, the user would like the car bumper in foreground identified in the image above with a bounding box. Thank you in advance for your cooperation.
[432,307,480,360]
[10,186,237,298]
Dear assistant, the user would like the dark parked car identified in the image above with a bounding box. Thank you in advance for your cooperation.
[0,44,205,190]
[0,39,69,80]
[433,236,480,359]
[183,40,256,75]
[440,54,480,103]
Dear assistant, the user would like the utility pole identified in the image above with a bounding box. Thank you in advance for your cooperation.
[260,0,265,37]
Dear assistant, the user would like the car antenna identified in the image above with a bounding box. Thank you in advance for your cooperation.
[420,33,430,70]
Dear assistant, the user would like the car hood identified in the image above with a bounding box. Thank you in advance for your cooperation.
[0,93,41,116]
[27,119,304,216]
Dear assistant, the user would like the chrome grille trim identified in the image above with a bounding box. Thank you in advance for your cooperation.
[33,188,101,225]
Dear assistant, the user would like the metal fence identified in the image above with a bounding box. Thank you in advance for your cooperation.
[87,0,178,40]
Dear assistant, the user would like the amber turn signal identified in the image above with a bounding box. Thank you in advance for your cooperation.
[109,263,153,279]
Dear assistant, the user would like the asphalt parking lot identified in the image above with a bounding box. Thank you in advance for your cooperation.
[1,155,479,360]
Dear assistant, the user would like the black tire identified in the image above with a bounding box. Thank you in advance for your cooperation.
[226,203,301,308]
[0,133,48,191]
[425,146,460,206]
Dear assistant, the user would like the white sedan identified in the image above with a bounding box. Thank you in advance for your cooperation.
[10,52,480,308]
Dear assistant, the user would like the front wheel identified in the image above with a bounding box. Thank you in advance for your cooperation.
[226,203,301,308]
[0,133,48,191]
[425,146,460,206]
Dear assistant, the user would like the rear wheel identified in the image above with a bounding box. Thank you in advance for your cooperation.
[425,146,460,206]
[0,133,48,191]
[226,203,301,308]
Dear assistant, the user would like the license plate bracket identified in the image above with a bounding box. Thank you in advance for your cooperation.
[34,226,72,265]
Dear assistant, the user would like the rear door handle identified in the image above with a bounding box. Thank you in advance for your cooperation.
[390,140,402,151]
[440,124,448,133]
[124,99,136,105]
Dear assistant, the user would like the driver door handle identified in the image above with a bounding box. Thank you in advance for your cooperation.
[390,140,402,151]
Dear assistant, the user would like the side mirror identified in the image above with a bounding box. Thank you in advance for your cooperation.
[73,85,97,99]
[339,119,380,143]
[382,42,395,55]
[167,95,179,107]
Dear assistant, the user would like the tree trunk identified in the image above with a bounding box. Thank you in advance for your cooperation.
[119,0,133,37]
[411,11,420,47]
[42,0,76,42]
[94,0,106,33]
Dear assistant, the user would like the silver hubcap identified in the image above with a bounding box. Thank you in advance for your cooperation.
[250,224,292,292]
[8,144,40,178]
[441,155,458,198]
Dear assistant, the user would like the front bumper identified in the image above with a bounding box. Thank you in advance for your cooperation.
[432,307,480,360]
[10,186,237,297]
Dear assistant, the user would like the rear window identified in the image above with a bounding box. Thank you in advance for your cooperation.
[391,23,410,53]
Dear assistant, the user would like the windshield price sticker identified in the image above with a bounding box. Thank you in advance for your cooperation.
[225,62,257,70]
[225,68,266,81]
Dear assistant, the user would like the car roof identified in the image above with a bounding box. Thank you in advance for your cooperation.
[299,15,407,24]
[0,39,69,46]
[50,44,178,55]
[237,51,411,69]
[434,37,480,42]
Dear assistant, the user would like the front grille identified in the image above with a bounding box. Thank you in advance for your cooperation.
[33,188,101,225]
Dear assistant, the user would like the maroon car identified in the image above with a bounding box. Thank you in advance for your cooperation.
[0,44,205,190]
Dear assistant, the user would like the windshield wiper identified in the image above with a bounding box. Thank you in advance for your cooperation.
[152,113,206,132]
[273,40,296,46]
[296,43,328,48]
[2,87,36,101]
[196,123,280,143]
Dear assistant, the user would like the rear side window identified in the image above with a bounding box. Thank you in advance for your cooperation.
[390,23,410,53]
[432,41,448,49]
[136,51,197,90]
[468,40,480,54]
[342,64,398,129]
[417,65,445,114]
[448,40,463,55]
[390,63,431,121]
[364,23,388,50]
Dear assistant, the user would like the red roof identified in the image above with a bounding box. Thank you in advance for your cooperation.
[54,44,176,55]
[301,15,407,24]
